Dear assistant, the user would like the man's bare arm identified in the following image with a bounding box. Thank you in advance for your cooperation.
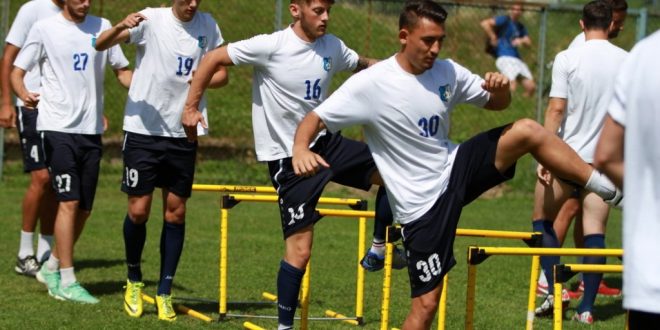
[0,44,21,127]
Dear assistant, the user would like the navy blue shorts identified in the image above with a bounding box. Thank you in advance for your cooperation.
[16,107,47,173]
[402,124,516,298]
[121,132,197,198]
[43,131,102,211]
[268,132,376,239]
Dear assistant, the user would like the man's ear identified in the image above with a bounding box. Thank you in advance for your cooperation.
[399,28,409,46]
[579,19,585,32]
[289,3,301,20]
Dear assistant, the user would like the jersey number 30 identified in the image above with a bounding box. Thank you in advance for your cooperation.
[418,115,440,137]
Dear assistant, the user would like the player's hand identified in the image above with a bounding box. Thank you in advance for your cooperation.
[536,164,552,185]
[181,108,206,142]
[292,148,329,177]
[481,72,509,94]
[102,114,109,132]
[118,13,147,30]
[0,103,16,128]
[489,36,498,47]
[22,92,40,109]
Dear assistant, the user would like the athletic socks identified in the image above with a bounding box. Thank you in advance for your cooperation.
[533,219,560,294]
[36,234,53,263]
[158,221,185,295]
[369,239,386,257]
[123,214,147,282]
[45,254,60,272]
[60,267,77,288]
[371,186,393,257]
[277,260,305,329]
[18,230,34,259]
[577,234,606,314]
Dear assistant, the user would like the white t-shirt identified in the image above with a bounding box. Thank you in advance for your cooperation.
[227,26,358,161]
[315,56,489,224]
[123,7,222,138]
[13,14,129,134]
[5,0,61,107]
[549,39,627,162]
[608,30,660,314]
[567,31,586,49]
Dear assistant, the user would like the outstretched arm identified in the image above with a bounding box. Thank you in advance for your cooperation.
[292,112,330,176]
[353,56,378,73]
[10,67,39,108]
[113,67,133,89]
[480,17,498,47]
[593,115,624,189]
[181,46,233,141]
[482,72,511,110]
[95,12,147,51]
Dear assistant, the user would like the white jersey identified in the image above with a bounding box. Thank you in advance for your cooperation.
[123,7,222,138]
[315,56,489,224]
[608,30,660,314]
[13,14,129,134]
[567,31,586,49]
[227,26,358,161]
[549,39,627,162]
[5,0,61,107]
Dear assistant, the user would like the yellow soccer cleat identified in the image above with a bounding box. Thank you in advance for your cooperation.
[123,280,144,317]
[156,294,176,321]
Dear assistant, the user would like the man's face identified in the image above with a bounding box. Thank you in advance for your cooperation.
[608,10,626,39]
[509,4,523,21]
[400,17,446,74]
[65,0,90,21]
[172,0,200,22]
[292,0,332,41]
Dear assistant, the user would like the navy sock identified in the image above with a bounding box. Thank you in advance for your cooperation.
[533,219,560,294]
[578,234,605,314]
[373,186,393,241]
[277,260,305,327]
[123,214,146,282]
[158,221,185,295]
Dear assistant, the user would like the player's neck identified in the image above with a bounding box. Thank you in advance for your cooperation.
[584,29,608,41]
[291,23,318,43]
[62,10,85,24]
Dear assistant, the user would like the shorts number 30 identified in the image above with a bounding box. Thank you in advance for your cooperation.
[416,253,442,282]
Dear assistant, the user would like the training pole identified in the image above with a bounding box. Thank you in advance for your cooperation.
[525,255,540,330]
[142,293,213,322]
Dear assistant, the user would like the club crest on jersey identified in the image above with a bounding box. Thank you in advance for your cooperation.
[438,84,452,102]
[323,57,332,72]
[91,37,96,47]
[198,36,207,48]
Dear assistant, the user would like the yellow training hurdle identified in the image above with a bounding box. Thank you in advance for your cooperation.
[466,246,623,330]
[141,293,213,322]
[380,227,542,330]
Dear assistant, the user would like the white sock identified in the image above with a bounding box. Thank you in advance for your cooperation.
[584,170,616,200]
[278,324,293,330]
[60,267,77,288]
[46,255,60,272]
[18,230,35,259]
[36,234,53,263]
[538,271,548,286]
[369,239,386,257]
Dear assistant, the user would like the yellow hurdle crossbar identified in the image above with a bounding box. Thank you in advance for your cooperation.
[243,321,267,330]
[193,183,276,193]
[229,194,364,206]
[141,293,213,322]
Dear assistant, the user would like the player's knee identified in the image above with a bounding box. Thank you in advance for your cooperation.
[31,169,51,188]
[128,209,150,223]
[413,296,439,321]
[512,118,545,144]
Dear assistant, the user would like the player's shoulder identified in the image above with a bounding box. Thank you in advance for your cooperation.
[195,10,218,24]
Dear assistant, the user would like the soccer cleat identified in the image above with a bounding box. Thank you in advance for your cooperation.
[566,288,583,299]
[123,280,145,317]
[156,294,176,321]
[15,255,41,277]
[578,280,621,297]
[55,282,99,304]
[360,246,407,272]
[36,266,61,298]
[573,311,594,324]
[535,290,570,317]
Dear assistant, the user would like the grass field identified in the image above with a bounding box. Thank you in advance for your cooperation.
[0,160,625,329]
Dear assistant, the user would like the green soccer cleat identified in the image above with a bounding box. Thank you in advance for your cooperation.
[123,280,145,317]
[55,282,99,304]
[36,266,61,299]
[156,294,176,321]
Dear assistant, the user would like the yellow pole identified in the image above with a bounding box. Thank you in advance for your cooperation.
[380,242,394,330]
[192,183,276,193]
[262,291,277,302]
[438,274,448,330]
[219,208,229,316]
[324,310,360,325]
[553,282,563,330]
[356,216,366,323]
[475,247,623,257]
[300,261,311,330]
[465,264,477,330]
[456,228,535,240]
[526,255,540,330]
[243,321,267,330]
[142,293,213,322]
[228,194,362,206]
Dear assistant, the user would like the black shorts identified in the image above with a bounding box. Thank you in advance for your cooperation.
[43,131,102,211]
[401,124,516,298]
[267,132,376,239]
[121,132,197,198]
[16,107,47,172]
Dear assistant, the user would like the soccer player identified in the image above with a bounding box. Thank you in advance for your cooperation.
[181,0,403,328]
[94,0,226,321]
[568,0,627,48]
[291,1,622,328]
[10,0,132,303]
[480,2,536,97]
[1,0,63,277]
[594,29,660,328]
[530,1,627,323]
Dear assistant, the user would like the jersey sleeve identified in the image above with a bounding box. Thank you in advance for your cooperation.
[5,2,36,47]
[607,58,632,126]
[208,15,224,48]
[315,72,371,133]
[494,15,508,28]
[548,51,569,99]
[449,60,489,108]
[13,24,44,72]
[334,37,359,72]
[226,33,277,66]
[107,44,130,70]
[128,8,152,46]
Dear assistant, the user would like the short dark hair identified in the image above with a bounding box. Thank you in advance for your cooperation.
[290,0,335,5]
[399,0,448,30]
[604,0,628,12]
[582,0,612,31]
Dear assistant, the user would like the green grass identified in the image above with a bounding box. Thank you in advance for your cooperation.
[0,161,625,329]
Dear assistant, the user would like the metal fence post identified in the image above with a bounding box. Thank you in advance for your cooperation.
[535,6,548,124]
[275,0,282,31]
[0,0,10,180]
[636,7,648,42]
